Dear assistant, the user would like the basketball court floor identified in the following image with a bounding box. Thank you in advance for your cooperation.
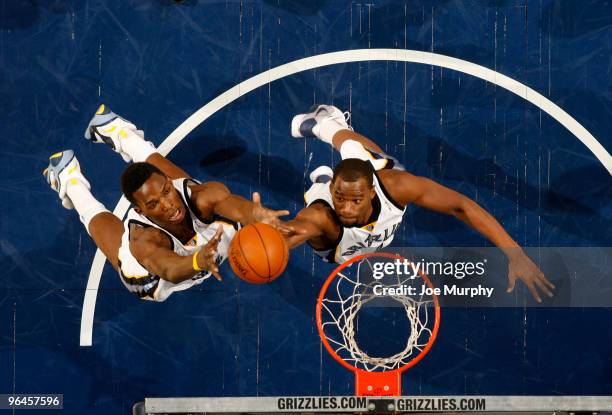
[1,1,611,414]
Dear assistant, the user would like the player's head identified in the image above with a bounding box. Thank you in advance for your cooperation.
[330,159,376,226]
[121,163,187,225]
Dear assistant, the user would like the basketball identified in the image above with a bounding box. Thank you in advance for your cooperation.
[229,223,289,284]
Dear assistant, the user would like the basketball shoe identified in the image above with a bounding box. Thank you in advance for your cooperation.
[309,166,333,184]
[291,104,352,143]
[84,104,152,162]
[43,150,91,209]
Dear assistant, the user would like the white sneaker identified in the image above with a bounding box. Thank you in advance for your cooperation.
[309,166,334,184]
[43,150,91,209]
[291,104,351,139]
[84,104,145,162]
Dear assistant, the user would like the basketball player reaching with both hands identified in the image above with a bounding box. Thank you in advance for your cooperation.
[44,105,288,302]
[284,105,555,302]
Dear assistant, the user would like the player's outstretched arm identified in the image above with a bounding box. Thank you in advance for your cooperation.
[280,205,336,249]
[191,182,289,227]
[380,169,555,302]
[130,226,223,282]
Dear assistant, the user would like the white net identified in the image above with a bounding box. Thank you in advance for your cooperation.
[319,256,438,372]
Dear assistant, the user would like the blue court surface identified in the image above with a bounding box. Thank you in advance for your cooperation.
[1,1,611,414]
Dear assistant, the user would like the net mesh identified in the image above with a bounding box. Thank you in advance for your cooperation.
[319,256,437,372]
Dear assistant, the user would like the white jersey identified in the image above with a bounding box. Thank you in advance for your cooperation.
[304,172,405,264]
[117,178,238,302]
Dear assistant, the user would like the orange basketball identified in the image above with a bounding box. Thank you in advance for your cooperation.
[229,223,289,284]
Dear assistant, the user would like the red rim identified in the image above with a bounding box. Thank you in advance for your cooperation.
[316,252,441,375]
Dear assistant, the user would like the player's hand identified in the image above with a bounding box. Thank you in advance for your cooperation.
[276,222,317,249]
[197,227,224,281]
[506,251,555,302]
[251,192,290,229]
[277,223,306,238]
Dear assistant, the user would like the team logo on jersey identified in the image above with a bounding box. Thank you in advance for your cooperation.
[341,223,400,257]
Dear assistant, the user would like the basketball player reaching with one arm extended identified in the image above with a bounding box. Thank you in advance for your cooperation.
[284,105,555,302]
[43,105,288,301]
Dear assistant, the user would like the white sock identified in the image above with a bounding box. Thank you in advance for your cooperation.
[66,181,109,233]
[314,121,349,145]
[119,130,157,163]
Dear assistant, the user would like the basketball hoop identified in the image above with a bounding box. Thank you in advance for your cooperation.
[316,252,440,396]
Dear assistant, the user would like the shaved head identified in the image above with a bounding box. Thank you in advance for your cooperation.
[332,158,374,187]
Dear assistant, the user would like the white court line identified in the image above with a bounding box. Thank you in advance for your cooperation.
[80,48,612,346]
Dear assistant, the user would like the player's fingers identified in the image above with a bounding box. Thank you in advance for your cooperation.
[276,224,293,233]
[539,273,556,290]
[274,210,290,217]
[277,228,294,237]
[268,219,283,228]
[211,269,222,281]
[206,240,219,252]
[208,242,220,254]
[506,274,517,293]
[535,277,554,297]
[526,282,542,303]
[204,239,219,254]
[276,227,293,238]
[252,192,261,205]
[210,227,223,243]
